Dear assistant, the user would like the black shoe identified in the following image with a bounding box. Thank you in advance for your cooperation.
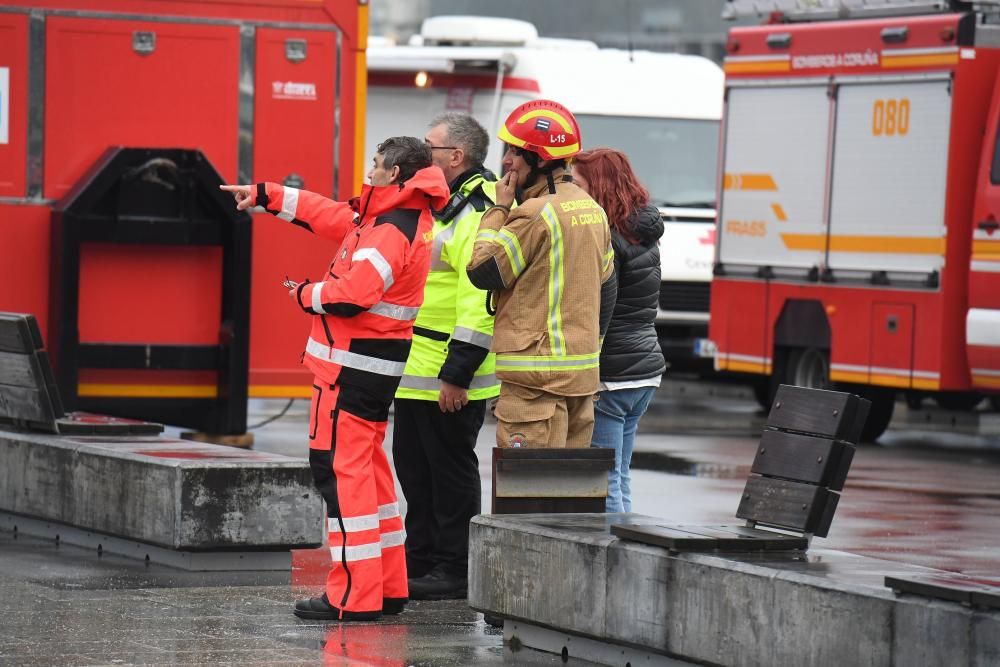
[408,568,467,601]
[383,597,408,615]
[293,593,381,621]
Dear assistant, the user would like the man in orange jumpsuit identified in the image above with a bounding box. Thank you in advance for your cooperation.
[222,136,449,621]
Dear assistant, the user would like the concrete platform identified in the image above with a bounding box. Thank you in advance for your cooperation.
[0,428,324,561]
[469,513,1000,667]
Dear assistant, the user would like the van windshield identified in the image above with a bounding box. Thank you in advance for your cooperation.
[575,115,719,211]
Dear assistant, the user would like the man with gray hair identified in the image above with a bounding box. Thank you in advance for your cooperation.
[392,113,501,600]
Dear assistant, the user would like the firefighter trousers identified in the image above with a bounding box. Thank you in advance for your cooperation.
[493,382,596,448]
[309,379,407,618]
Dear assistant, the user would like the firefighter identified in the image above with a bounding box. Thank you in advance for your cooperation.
[467,99,617,449]
[221,136,449,621]
[393,113,501,601]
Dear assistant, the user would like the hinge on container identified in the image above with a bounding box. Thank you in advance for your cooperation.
[133,31,155,56]
[285,39,307,63]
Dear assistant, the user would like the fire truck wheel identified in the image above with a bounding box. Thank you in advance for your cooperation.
[786,347,831,390]
[854,386,895,443]
[933,392,984,411]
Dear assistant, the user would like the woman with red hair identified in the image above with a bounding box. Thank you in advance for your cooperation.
[572,148,666,512]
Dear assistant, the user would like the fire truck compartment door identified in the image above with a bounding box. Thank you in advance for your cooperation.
[827,78,951,274]
[719,84,829,270]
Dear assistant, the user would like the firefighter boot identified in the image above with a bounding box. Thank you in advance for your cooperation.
[294,593,382,621]
[407,566,467,600]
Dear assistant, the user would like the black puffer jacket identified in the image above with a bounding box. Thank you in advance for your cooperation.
[599,204,667,382]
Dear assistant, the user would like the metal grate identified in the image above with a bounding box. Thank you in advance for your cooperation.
[659,281,711,313]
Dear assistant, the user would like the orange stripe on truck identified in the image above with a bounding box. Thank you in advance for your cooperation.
[780,234,945,254]
[723,60,791,74]
[882,53,959,69]
[723,173,777,191]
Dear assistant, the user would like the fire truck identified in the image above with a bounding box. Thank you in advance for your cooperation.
[365,16,724,370]
[0,1,366,434]
[711,0,1000,440]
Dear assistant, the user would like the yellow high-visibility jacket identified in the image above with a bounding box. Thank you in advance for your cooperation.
[395,169,501,401]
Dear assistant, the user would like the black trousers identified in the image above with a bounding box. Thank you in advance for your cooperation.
[391,397,486,579]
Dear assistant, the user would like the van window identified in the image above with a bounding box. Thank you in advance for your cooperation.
[576,115,719,213]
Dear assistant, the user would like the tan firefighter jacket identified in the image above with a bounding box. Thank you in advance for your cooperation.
[467,168,616,396]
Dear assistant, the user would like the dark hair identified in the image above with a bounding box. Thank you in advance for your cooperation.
[377,136,432,183]
[573,148,650,244]
[430,112,489,167]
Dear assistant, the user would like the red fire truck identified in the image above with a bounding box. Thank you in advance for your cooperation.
[711,0,1000,440]
[0,1,366,434]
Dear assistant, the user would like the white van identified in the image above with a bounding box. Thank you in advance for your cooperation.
[366,16,724,368]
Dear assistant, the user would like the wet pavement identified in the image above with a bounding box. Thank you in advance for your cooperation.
[2,378,999,664]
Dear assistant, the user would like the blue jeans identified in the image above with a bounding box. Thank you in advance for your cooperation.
[590,386,656,512]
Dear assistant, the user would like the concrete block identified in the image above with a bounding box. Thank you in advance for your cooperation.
[470,514,614,637]
[893,597,971,667]
[0,429,323,550]
[972,611,1000,667]
[604,541,672,651]
[470,513,1000,667]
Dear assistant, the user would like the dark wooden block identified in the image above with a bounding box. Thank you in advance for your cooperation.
[611,524,723,551]
[735,475,832,533]
[0,384,59,431]
[493,447,615,461]
[493,496,606,514]
[767,385,871,443]
[753,429,855,490]
[885,575,983,604]
[495,458,614,472]
[55,412,165,436]
[698,524,809,550]
[0,313,43,354]
[0,350,43,388]
[971,589,1000,610]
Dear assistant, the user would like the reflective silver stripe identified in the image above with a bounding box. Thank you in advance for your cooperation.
[368,301,419,321]
[311,281,325,314]
[330,542,381,562]
[378,502,400,520]
[452,326,493,350]
[431,217,460,271]
[353,247,394,291]
[330,514,379,533]
[380,530,406,549]
[278,186,299,222]
[398,374,498,391]
[306,337,407,376]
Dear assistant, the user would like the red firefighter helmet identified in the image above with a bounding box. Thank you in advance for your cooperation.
[497,99,582,161]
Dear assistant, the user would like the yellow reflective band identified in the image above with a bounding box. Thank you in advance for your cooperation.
[497,124,526,148]
[477,229,526,277]
[497,228,526,276]
[602,248,614,273]
[495,351,600,372]
[516,108,574,133]
[540,203,565,356]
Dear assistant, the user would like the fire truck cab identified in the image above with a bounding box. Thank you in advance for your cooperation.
[366,16,725,370]
[712,0,1000,440]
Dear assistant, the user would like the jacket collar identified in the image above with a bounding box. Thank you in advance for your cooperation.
[520,166,571,200]
[357,165,450,221]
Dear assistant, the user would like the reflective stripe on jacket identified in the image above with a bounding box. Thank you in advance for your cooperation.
[466,168,614,396]
[257,166,450,396]
[396,169,501,401]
